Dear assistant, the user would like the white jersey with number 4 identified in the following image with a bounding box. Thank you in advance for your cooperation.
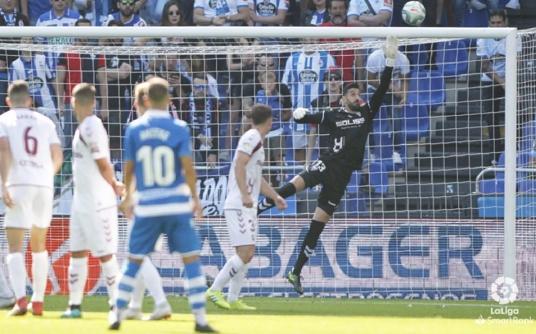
[0,108,60,189]
[72,115,116,212]
[225,128,265,210]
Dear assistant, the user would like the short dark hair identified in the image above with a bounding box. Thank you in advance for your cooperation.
[250,104,273,125]
[72,83,96,105]
[146,77,170,105]
[343,82,360,95]
[329,0,346,9]
[75,18,92,26]
[489,9,507,22]
[7,80,30,104]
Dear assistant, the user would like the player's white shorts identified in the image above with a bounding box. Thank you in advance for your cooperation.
[70,205,118,257]
[3,186,53,229]
[224,208,258,247]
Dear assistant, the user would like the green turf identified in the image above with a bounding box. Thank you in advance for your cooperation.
[1,296,536,334]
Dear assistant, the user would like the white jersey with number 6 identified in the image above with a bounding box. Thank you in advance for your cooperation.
[224,128,265,210]
[0,108,60,189]
[72,115,116,212]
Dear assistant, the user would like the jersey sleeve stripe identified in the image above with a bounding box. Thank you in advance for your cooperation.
[251,141,263,155]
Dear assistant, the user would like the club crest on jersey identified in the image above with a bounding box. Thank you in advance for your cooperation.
[257,2,276,15]
[299,70,318,83]
[336,118,365,127]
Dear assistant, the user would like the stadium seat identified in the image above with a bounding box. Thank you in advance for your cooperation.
[372,105,391,134]
[400,104,429,141]
[406,43,430,70]
[479,178,505,194]
[519,179,536,194]
[369,161,389,195]
[478,196,536,218]
[346,171,361,194]
[407,70,445,108]
[463,8,489,27]
[435,40,469,76]
[371,132,405,170]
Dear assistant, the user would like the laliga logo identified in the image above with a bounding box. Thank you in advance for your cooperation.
[490,276,518,305]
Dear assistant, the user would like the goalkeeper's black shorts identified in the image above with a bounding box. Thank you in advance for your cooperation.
[299,159,353,216]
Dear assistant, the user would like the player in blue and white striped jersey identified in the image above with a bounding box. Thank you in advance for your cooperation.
[35,0,80,80]
[110,78,216,333]
[9,37,63,146]
[282,49,335,163]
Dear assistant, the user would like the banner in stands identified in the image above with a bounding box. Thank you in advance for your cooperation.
[2,217,531,300]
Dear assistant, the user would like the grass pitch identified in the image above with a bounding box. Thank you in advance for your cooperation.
[1,296,536,334]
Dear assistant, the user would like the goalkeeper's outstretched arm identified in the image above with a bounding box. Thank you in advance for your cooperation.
[369,36,398,114]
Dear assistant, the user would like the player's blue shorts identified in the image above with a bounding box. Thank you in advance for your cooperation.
[128,213,201,259]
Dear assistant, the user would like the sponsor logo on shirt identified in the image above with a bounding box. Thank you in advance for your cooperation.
[256,2,276,16]
[299,70,318,83]
[335,118,365,127]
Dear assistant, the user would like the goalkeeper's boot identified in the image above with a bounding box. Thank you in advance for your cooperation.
[147,301,172,320]
[287,270,304,295]
[7,297,27,316]
[206,289,230,310]
[229,299,256,311]
[29,301,43,316]
[195,323,218,333]
[257,197,275,215]
[123,307,143,320]
[61,305,82,318]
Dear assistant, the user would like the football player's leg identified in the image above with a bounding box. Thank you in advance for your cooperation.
[63,210,89,318]
[92,207,120,307]
[125,272,145,320]
[258,173,308,214]
[29,188,53,315]
[0,266,15,307]
[228,245,255,310]
[6,228,28,315]
[170,216,215,332]
[110,217,160,330]
[140,257,170,320]
[62,251,88,318]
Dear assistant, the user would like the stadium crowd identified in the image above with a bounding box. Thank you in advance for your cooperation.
[0,0,527,187]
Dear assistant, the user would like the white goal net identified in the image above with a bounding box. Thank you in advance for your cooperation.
[0,26,534,301]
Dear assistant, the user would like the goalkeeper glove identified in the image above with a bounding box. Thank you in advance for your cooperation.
[293,108,308,120]
[385,36,398,67]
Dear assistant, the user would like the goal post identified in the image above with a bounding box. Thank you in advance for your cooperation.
[0,26,526,299]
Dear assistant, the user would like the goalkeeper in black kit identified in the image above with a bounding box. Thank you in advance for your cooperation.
[257,36,398,294]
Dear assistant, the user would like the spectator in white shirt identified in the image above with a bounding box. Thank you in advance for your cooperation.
[193,0,249,26]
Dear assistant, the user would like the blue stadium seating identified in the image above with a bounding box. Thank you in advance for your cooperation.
[372,105,391,134]
[519,179,536,194]
[463,8,489,27]
[435,40,469,76]
[478,196,536,218]
[520,120,536,152]
[407,70,445,108]
[400,104,429,141]
[406,43,430,70]
[369,161,389,195]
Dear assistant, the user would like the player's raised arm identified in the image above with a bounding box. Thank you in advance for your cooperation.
[293,107,325,124]
[368,36,397,114]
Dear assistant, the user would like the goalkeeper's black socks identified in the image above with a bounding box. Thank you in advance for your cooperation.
[292,220,326,276]
[257,182,297,214]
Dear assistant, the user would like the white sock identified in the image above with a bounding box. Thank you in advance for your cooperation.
[68,257,88,306]
[129,273,145,309]
[227,264,248,303]
[0,267,14,298]
[140,258,167,306]
[101,255,119,305]
[6,252,26,300]
[31,251,48,302]
[211,255,245,291]
[193,308,207,326]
